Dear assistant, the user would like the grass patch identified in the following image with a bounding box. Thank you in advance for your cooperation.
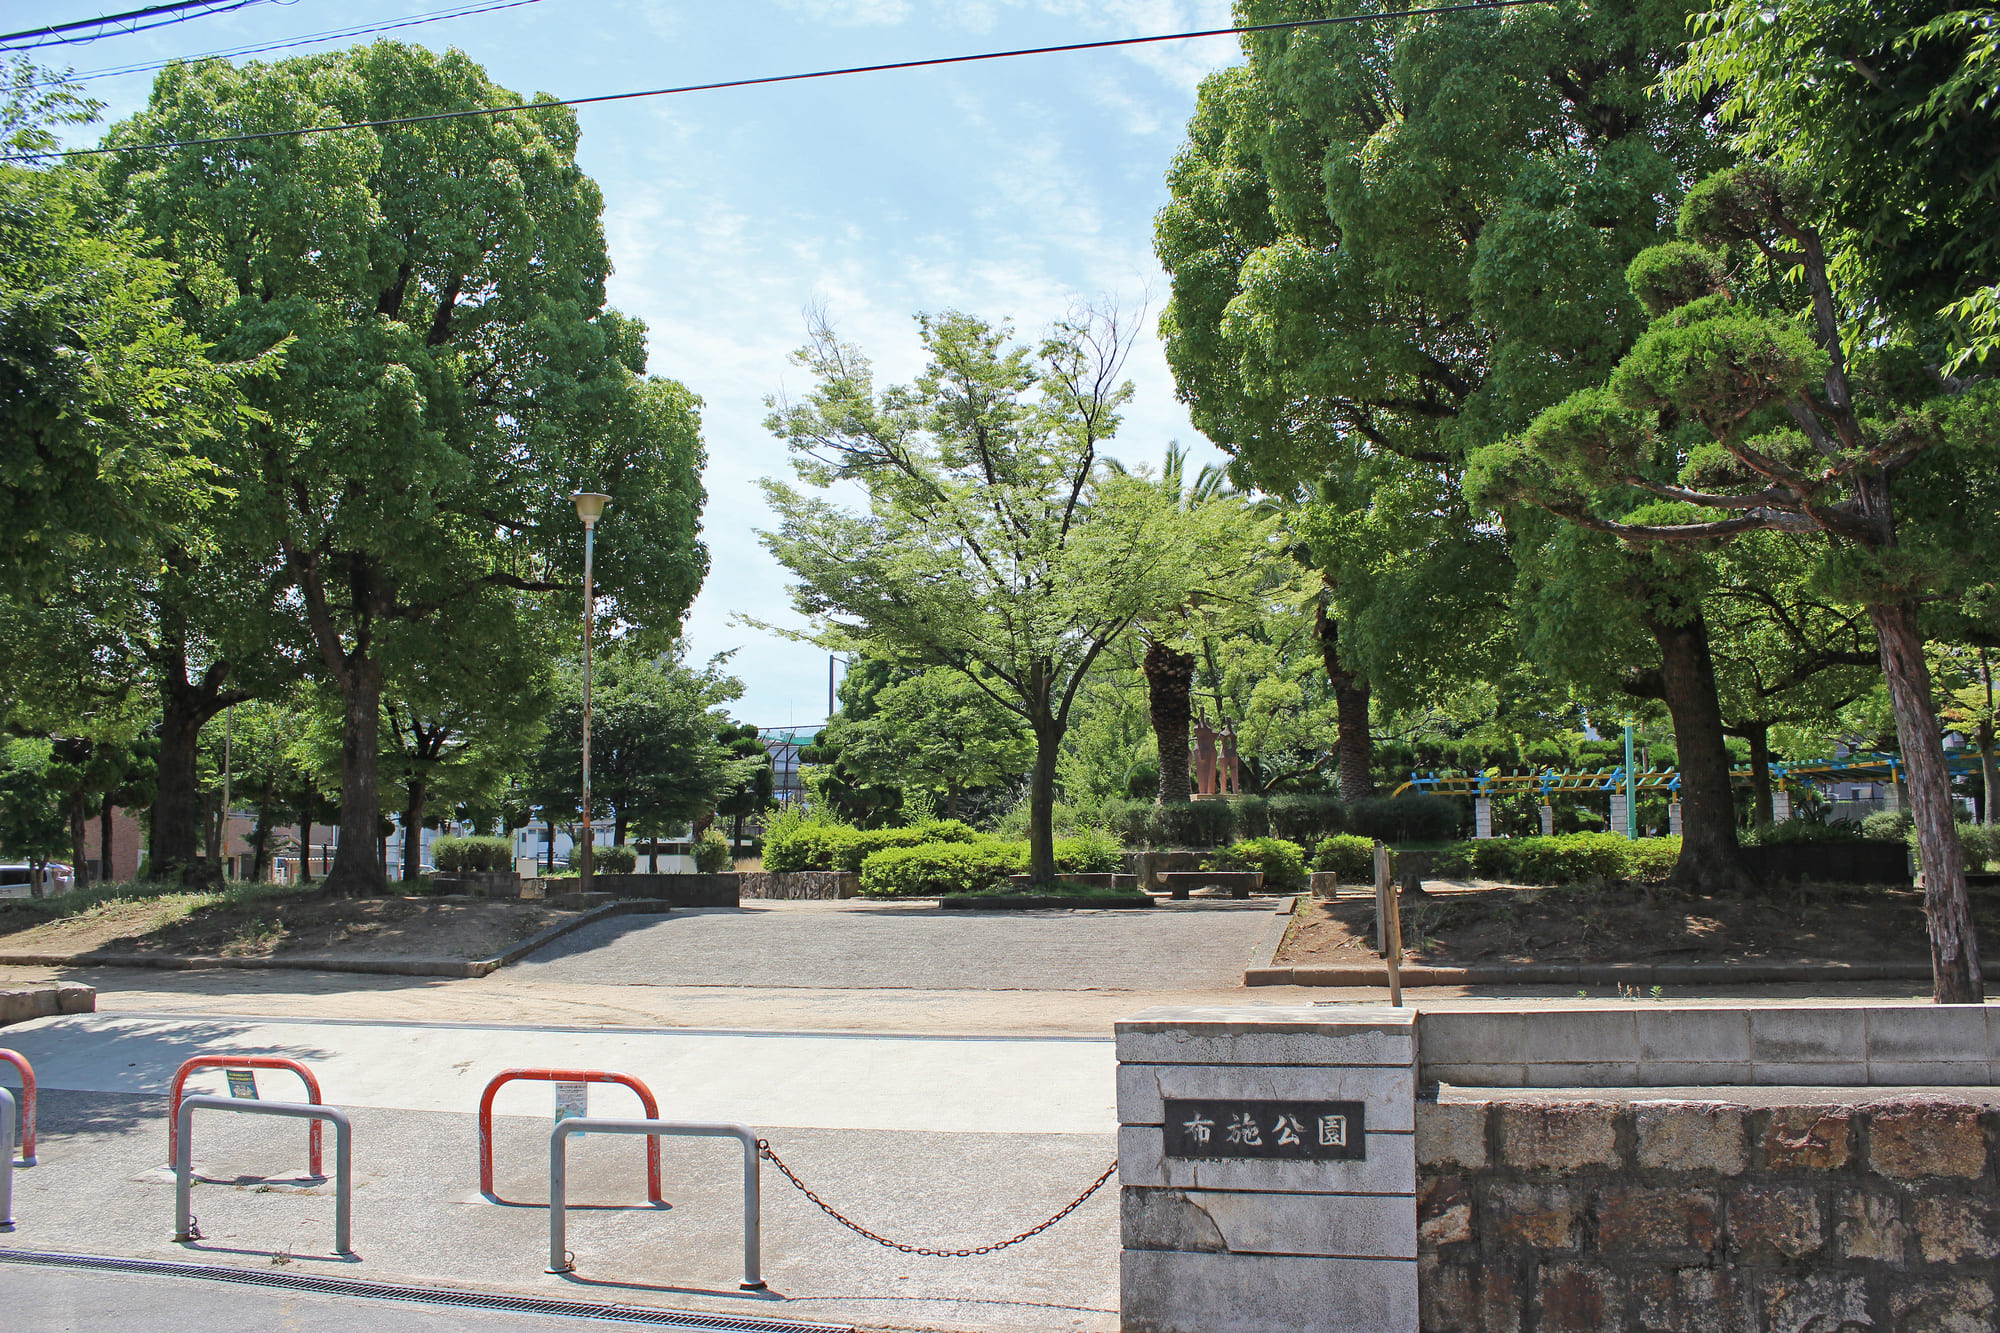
[0,877,314,929]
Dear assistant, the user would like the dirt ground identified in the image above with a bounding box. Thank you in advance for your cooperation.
[0,889,579,961]
[1278,879,2000,968]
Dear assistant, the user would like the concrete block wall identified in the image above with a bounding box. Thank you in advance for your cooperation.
[1416,1096,2000,1331]
[1418,1005,2000,1088]
[738,870,857,900]
[1117,1005,1419,1333]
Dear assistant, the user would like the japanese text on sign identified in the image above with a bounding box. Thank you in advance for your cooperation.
[1162,1099,1365,1160]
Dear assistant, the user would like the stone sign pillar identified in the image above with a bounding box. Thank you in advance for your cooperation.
[1116,1006,1418,1333]
[1473,796,1493,840]
[1668,800,1683,836]
[1773,788,1792,822]
[1538,804,1554,836]
[1609,793,1629,839]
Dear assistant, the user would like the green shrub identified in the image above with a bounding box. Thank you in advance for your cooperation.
[1313,834,1376,880]
[857,840,1025,896]
[1348,794,1462,843]
[1506,833,1632,884]
[1270,794,1345,844]
[1862,810,1913,843]
[1055,826,1124,873]
[593,844,638,873]
[432,835,513,874]
[1623,835,1681,882]
[1954,822,1998,872]
[833,819,979,871]
[1205,837,1307,886]
[1100,797,1151,848]
[1148,800,1235,848]
[1231,796,1270,839]
[762,816,849,872]
[692,828,732,873]
[1742,817,1863,846]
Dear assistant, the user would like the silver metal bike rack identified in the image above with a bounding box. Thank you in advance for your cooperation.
[0,1086,14,1231]
[547,1117,764,1289]
[174,1094,353,1254]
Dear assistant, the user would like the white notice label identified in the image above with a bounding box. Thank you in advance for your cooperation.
[554,1081,587,1136]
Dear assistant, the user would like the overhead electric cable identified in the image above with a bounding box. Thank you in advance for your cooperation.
[0,0,281,52]
[24,0,547,89]
[6,0,1553,163]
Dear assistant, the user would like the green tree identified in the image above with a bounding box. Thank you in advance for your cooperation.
[713,722,776,853]
[0,738,67,893]
[799,657,911,827]
[839,668,1032,820]
[1669,2,2000,370]
[99,44,710,893]
[759,309,1199,882]
[1467,164,2000,1001]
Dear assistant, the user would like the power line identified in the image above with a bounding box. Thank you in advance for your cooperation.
[0,1,283,52]
[6,0,1552,164]
[20,0,547,89]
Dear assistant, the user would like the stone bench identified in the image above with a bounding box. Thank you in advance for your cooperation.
[1155,870,1266,900]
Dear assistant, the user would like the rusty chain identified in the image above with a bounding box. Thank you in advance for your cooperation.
[757,1140,1117,1258]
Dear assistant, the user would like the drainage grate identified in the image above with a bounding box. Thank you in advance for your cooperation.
[0,1248,851,1332]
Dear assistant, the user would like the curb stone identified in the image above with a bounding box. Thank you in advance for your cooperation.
[1247,960,1936,988]
[0,899,673,980]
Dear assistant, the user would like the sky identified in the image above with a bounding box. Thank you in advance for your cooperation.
[24,0,1244,728]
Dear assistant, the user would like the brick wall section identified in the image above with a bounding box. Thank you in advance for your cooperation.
[1417,1097,2000,1332]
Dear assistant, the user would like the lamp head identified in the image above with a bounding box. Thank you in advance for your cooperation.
[572,492,610,528]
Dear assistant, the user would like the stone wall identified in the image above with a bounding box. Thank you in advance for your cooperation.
[0,982,94,1026]
[1416,1095,2000,1331]
[738,871,857,900]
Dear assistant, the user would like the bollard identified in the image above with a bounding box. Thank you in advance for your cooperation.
[175,1095,352,1255]
[547,1117,762,1290]
[0,1049,34,1165]
[479,1068,662,1205]
[169,1056,324,1178]
[0,1086,13,1230]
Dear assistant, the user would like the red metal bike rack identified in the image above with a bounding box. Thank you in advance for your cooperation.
[479,1068,663,1205]
[0,1049,35,1166]
[168,1056,324,1179]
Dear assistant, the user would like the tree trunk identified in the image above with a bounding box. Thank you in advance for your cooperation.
[545,819,556,872]
[1144,640,1197,804]
[100,802,114,884]
[203,788,222,867]
[1979,716,1997,831]
[1642,607,1754,892]
[296,792,315,883]
[325,660,386,896]
[1028,721,1061,884]
[615,811,629,846]
[731,810,745,851]
[152,683,221,883]
[1870,601,1982,1003]
[1316,596,1373,804]
[947,784,961,821]
[68,795,88,890]
[402,775,428,885]
[1742,722,1775,825]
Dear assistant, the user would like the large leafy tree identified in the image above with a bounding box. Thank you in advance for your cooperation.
[838,668,1032,821]
[1468,164,2000,1002]
[760,310,1199,882]
[99,44,709,893]
[1154,0,1726,813]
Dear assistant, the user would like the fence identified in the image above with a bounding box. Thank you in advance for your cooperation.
[478,1068,662,1205]
[168,1055,324,1179]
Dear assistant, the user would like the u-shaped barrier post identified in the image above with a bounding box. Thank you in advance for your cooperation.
[169,1056,324,1178]
[479,1068,662,1205]
[0,1086,14,1230]
[0,1049,34,1165]
[548,1118,762,1290]
[174,1095,352,1254]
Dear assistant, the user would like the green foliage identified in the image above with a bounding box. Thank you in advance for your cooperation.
[836,667,1031,816]
[1435,834,1680,885]
[590,844,636,874]
[856,840,1024,897]
[1313,835,1377,880]
[1269,794,1346,844]
[1147,801,1235,849]
[1742,818,1865,846]
[1054,826,1123,874]
[1348,796,1463,844]
[691,829,732,874]
[0,738,67,868]
[834,820,979,872]
[1863,810,1915,842]
[1205,837,1307,887]
[761,815,850,872]
[1099,797,1152,848]
[1231,796,1270,839]
[431,836,513,874]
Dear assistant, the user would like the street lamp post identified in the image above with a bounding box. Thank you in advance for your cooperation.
[573,492,611,894]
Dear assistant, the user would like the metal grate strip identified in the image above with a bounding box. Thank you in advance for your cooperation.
[0,1248,851,1332]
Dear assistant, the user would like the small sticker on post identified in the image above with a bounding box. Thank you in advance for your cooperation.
[226,1069,259,1100]
[555,1081,587,1137]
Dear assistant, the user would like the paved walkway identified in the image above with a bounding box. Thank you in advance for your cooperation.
[509,899,1278,991]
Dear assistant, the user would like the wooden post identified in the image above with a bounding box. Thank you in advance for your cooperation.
[1372,842,1403,1006]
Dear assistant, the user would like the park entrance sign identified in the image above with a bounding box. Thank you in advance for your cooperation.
[1117,1006,1418,1333]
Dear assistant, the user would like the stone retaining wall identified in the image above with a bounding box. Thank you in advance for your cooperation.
[1416,1095,2000,1331]
[0,982,95,1026]
[738,871,857,900]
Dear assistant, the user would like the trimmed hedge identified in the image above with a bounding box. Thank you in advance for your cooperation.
[1313,834,1375,880]
[594,844,638,873]
[1231,796,1270,839]
[1270,794,1345,844]
[1055,827,1123,874]
[692,828,732,873]
[764,818,979,872]
[1205,837,1307,887]
[1432,833,1679,885]
[1147,800,1235,849]
[858,840,1024,896]
[1743,817,1863,845]
[432,836,513,873]
[1862,810,1913,843]
[1348,794,1462,842]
